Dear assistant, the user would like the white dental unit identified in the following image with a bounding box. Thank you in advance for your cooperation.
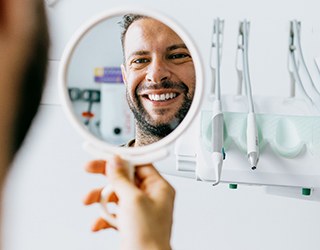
[3,0,320,250]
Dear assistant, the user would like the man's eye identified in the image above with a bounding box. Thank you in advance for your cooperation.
[133,58,149,64]
[168,53,191,59]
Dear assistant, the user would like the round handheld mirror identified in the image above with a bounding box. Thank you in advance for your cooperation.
[59,6,204,164]
[59,6,204,227]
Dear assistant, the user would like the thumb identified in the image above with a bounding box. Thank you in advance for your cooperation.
[108,155,137,197]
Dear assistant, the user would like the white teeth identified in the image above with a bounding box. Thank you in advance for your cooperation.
[148,93,177,101]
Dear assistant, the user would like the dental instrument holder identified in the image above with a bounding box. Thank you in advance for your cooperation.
[288,20,320,113]
[200,106,320,189]
[195,20,320,192]
[174,19,320,199]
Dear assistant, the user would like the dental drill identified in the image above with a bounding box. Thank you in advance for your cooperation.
[288,20,320,113]
[237,20,260,170]
[210,18,225,185]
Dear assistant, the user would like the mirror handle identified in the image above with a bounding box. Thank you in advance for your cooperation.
[99,161,134,228]
[99,185,117,227]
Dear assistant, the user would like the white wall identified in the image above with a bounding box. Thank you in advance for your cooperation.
[3,0,320,249]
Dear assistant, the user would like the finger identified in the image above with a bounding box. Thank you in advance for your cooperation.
[135,165,175,200]
[135,164,167,190]
[135,164,162,180]
[83,188,118,205]
[85,160,107,175]
[91,217,116,232]
[108,155,138,197]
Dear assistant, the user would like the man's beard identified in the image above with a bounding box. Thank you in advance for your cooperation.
[127,80,193,139]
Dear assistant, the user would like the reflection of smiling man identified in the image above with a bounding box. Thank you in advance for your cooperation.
[120,15,196,147]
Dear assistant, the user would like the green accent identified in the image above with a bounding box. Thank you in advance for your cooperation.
[229,184,238,189]
[302,188,312,196]
[222,148,226,160]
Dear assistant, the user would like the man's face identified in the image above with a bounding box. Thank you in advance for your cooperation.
[121,18,195,138]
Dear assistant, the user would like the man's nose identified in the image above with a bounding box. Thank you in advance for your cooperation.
[146,59,171,83]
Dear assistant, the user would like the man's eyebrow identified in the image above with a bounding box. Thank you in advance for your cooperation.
[167,44,188,51]
[127,50,150,59]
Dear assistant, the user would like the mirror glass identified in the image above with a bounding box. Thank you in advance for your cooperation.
[66,13,197,148]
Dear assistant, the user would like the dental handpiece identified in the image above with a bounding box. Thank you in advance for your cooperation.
[211,100,224,184]
[210,18,225,185]
[246,112,259,170]
[241,20,260,170]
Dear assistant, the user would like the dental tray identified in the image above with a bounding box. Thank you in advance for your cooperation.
[201,111,320,158]
[197,110,320,188]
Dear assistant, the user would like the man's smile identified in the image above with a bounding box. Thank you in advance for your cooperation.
[147,92,177,101]
[136,81,188,108]
[139,89,182,107]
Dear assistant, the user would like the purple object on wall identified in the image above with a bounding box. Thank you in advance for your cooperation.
[94,67,124,84]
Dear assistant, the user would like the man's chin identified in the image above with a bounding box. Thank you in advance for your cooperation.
[147,110,180,123]
[147,118,180,131]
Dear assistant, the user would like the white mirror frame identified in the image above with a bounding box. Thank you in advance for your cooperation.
[58,5,204,162]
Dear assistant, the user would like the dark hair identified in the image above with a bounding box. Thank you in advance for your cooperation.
[11,1,49,155]
[119,14,147,61]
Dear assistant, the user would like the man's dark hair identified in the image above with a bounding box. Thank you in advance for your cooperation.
[11,1,49,155]
[119,14,147,61]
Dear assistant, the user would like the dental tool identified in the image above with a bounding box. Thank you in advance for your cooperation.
[235,32,244,96]
[288,20,320,112]
[288,37,314,108]
[314,57,320,76]
[210,18,225,185]
[237,20,259,170]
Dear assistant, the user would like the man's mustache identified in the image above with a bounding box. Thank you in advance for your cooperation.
[136,80,189,94]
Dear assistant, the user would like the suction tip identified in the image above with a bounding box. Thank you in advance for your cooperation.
[212,179,221,186]
[248,152,259,170]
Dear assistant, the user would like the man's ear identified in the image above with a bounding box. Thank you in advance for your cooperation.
[121,64,128,85]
